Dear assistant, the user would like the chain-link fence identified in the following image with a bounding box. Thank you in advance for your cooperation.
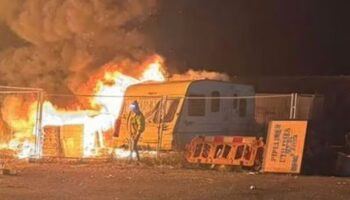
[0,90,323,160]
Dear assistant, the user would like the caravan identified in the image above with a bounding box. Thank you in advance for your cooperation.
[113,80,255,150]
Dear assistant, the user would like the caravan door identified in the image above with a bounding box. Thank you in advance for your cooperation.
[122,97,180,150]
[158,97,182,150]
[140,97,181,150]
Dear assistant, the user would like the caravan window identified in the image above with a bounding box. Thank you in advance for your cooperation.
[188,94,206,116]
[151,99,180,123]
[163,99,180,122]
[239,99,247,117]
[211,91,220,112]
[233,94,238,109]
[152,101,162,123]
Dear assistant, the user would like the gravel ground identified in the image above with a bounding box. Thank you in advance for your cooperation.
[1,162,350,200]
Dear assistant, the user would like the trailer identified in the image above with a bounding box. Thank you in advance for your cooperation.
[113,80,255,150]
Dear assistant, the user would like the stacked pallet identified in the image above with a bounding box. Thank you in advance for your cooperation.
[42,126,62,157]
[42,125,84,158]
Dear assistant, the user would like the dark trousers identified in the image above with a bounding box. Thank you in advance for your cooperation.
[129,134,141,161]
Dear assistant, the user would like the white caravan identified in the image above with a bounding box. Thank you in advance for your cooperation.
[113,80,255,150]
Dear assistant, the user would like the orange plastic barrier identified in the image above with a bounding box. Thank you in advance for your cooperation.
[186,136,264,167]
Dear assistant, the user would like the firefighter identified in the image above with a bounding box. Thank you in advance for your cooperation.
[128,100,145,161]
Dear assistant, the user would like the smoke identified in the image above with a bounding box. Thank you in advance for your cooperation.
[170,69,230,81]
[0,0,157,93]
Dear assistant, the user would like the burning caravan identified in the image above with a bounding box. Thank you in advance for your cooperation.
[113,80,255,150]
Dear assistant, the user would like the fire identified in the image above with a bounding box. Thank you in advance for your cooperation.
[0,55,166,158]
[141,59,166,82]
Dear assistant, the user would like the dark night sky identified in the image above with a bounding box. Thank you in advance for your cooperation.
[1,0,349,77]
[148,0,350,76]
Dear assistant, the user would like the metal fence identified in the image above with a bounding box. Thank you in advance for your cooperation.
[0,86,43,159]
[0,91,323,159]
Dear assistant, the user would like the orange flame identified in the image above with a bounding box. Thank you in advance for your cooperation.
[0,55,166,158]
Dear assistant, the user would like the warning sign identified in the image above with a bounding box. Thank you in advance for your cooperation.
[263,121,308,174]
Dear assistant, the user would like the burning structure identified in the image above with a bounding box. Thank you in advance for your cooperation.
[0,56,166,158]
[0,0,164,158]
[0,59,235,159]
[0,0,239,159]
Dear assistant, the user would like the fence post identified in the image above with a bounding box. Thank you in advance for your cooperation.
[156,96,163,159]
[289,93,298,120]
[34,91,44,159]
[290,93,294,119]
[293,93,298,119]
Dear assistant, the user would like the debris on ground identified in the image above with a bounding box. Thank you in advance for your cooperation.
[0,168,18,176]
[249,185,256,190]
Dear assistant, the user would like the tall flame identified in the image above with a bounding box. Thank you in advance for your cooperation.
[0,55,166,158]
